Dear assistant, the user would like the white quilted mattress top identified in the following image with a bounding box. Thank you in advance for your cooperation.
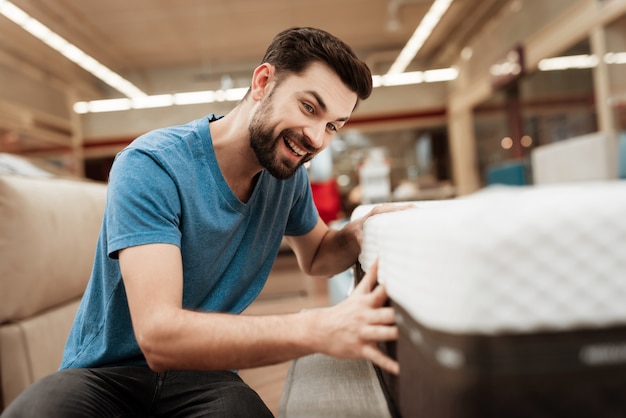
[354,181,626,334]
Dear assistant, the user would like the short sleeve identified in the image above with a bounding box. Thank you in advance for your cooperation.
[105,148,182,258]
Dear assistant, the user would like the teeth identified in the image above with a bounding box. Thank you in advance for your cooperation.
[285,137,306,156]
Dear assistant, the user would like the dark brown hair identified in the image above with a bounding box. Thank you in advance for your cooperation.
[260,27,372,102]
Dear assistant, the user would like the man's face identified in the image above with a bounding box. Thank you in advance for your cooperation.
[249,62,358,180]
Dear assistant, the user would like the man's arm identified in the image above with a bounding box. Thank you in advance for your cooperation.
[285,203,414,277]
[119,243,398,374]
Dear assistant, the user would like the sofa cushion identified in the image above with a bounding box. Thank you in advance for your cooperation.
[0,299,81,409]
[0,174,107,323]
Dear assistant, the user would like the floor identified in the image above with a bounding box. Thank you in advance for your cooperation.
[238,253,332,416]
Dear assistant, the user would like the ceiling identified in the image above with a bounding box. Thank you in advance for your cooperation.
[0,0,508,101]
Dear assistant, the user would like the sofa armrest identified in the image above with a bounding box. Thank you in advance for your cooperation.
[278,353,392,418]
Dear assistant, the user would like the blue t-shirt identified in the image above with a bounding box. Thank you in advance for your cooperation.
[61,115,319,369]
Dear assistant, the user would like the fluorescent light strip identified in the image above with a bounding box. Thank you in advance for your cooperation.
[605,52,626,64]
[0,0,147,98]
[538,54,598,71]
[372,68,458,87]
[73,88,250,114]
[386,0,453,75]
[538,53,626,71]
[76,70,458,114]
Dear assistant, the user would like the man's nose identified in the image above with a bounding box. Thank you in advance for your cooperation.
[303,123,326,149]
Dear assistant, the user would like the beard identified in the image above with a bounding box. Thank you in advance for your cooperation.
[248,95,313,180]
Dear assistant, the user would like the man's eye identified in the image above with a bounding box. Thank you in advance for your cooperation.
[303,103,314,113]
[326,123,337,132]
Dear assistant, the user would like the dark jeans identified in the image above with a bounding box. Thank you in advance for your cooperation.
[1,366,273,418]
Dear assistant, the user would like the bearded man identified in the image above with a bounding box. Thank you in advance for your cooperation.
[3,27,402,418]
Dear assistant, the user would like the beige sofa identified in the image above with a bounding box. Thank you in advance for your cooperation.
[0,173,107,411]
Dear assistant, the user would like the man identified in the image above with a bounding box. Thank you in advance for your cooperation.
[3,27,401,417]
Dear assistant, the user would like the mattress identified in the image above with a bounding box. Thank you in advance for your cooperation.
[354,181,626,417]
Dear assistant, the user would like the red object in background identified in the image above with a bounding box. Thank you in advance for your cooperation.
[311,178,342,224]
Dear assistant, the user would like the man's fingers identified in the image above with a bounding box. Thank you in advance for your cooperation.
[370,282,390,306]
[353,258,379,294]
[366,306,396,325]
[362,344,400,375]
[360,324,398,342]
[340,255,401,376]
[367,203,415,219]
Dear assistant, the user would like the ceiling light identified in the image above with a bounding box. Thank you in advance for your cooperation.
[0,0,147,99]
[604,52,626,64]
[538,54,599,71]
[76,98,132,113]
[461,46,473,61]
[173,91,217,105]
[387,0,454,75]
[224,88,248,101]
[538,52,626,71]
[423,67,458,82]
[132,94,174,109]
[379,71,425,86]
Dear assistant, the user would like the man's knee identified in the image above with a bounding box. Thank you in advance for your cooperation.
[2,368,130,418]
[2,372,74,418]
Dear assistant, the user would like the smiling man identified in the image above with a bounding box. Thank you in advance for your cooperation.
[3,27,403,418]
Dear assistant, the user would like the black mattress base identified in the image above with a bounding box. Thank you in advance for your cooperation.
[391,301,626,418]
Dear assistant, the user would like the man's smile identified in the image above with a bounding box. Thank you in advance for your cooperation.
[283,135,308,157]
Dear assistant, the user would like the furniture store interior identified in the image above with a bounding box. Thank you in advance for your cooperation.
[2,0,626,416]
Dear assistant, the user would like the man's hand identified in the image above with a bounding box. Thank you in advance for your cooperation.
[312,259,399,375]
[346,202,415,249]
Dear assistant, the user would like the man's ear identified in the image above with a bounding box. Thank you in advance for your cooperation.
[250,63,275,101]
